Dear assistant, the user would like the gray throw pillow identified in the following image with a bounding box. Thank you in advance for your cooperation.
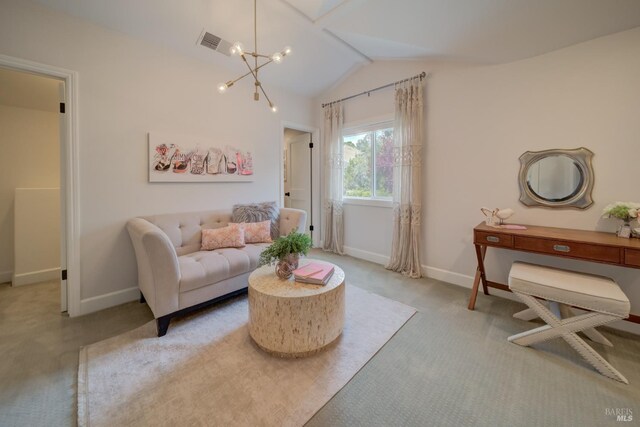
[232,202,280,239]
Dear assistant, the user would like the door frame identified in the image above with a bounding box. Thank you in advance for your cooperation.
[0,54,81,316]
[280,121,320,247]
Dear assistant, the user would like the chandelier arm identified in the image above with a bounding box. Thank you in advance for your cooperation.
[240,55,261,88]
[254,58,275,71]
[228,56,275,88]
[241,53,259,99]
[258,83,273,107]
[229,70,254,86]
[240,55,273,108]
[239,55,277,80]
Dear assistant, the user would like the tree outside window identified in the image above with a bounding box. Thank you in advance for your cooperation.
[343,124,393,199]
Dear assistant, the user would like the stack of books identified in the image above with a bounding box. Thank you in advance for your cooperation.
[293,262,334,285]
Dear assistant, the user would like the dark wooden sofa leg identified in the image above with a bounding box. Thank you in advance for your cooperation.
[139,292,146,304]
[156,315,171,337]
[153,288,248,337]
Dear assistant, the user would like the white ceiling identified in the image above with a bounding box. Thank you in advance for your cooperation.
[0,67,61,112]
[30,0,640,96]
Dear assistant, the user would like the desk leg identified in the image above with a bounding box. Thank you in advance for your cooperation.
[479,245,489,296]
[468,244,488,310]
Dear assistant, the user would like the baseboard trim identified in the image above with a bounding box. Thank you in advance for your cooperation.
[343,246,390,266]
[422,265,474,289]
[341,246,478,290]
[12,267,60,286]
[79,286,139,315]
[341,246,485,290]
[0,270,12,284]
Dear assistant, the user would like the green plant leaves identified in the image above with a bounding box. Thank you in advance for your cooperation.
[258,231,312,266]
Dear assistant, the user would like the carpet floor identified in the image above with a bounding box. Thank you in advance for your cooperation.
[77,285,415,427]
[308,251,640,427]
[1,249,639,427]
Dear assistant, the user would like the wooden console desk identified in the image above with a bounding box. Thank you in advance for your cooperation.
[468,222,640,323]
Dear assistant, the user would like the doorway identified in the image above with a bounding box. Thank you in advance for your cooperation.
[282,124,319,246]
[0,63,71,313]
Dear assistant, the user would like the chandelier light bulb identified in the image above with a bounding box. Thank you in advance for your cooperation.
[271,52,283,64]
[270,103,278,113]
[283,46,292,56]
[217,83,228,93]
[230,41,245,56]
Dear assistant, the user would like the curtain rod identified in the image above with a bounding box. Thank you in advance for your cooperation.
[321,71,429,108]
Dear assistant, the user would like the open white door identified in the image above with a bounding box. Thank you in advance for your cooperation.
[58,81,68,313]
[286,132,312,237]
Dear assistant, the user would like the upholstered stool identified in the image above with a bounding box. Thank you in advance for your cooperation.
[507,262,630,383]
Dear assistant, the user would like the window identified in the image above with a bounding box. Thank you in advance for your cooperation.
[342,123,394,200]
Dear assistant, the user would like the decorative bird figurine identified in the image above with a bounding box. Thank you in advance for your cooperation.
[495,208,514,225]
[480,207,499,226]
[481,207,515,227]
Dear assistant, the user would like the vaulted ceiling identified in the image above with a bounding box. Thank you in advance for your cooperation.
[30,0,640,96]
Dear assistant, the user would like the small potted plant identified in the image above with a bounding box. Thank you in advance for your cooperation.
[259,231,312,279]
[602,202,640,238]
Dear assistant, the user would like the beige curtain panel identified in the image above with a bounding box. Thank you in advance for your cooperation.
[386,79,424,278]
[322,103,345,254]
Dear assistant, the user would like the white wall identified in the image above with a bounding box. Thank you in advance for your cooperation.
[13,188,60,286]
[316,28,640,332]
[0,104,60,283]
[0,0,313,308]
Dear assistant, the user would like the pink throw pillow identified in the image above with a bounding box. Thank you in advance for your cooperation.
[229,220,273,244]
[201,224,245,250]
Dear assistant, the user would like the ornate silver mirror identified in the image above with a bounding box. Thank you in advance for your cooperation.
[518,147,594,209]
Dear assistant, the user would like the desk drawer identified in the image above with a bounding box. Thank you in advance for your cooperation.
[514,237,621,263]
[625,249,640,267]
[475,231,513,248]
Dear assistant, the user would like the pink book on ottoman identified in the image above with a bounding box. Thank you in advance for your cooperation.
[293,263,335,285]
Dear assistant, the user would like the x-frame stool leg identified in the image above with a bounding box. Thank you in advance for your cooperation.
[513,304,614,347]
[508,292,628,384]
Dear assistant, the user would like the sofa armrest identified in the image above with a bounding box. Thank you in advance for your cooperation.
[126,218,180,318]
[279,208,307,236]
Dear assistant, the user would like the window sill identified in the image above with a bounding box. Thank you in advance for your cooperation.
[343,198,394,208]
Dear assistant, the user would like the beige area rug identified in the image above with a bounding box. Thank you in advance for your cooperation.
[77,285,416,427]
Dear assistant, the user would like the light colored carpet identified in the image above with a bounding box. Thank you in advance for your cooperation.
[3,250,640,427]
[307,252,640,427]
[77,285,416,427]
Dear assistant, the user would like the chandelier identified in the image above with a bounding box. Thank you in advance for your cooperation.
[217,0,291,113]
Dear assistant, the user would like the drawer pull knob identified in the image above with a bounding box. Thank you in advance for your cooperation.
[486,236,500,243]
[553,244,571,252]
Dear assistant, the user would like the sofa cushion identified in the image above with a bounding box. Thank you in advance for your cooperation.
[178,243,269,292]
[201,224,245,250]
[142,210,233,256]
[230,220,272,244]
[232,202,279,239]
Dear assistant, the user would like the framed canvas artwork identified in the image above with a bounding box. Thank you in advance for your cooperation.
[148,133,254,182]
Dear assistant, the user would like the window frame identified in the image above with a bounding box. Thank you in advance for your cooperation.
[341,120,394,207]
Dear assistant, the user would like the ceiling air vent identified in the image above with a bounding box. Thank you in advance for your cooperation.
[198,30,232,56]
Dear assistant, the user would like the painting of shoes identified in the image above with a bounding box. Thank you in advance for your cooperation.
[153,143,176,172]
[172,151,190,173]
[173,161,188,173]
[238,151,254,175]
[206,148,224,174]
[190,150,207,175]
[149,134,254,182]
[154,161,170,171]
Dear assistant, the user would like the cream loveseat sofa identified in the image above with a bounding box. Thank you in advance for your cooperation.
[127,208,306,336]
